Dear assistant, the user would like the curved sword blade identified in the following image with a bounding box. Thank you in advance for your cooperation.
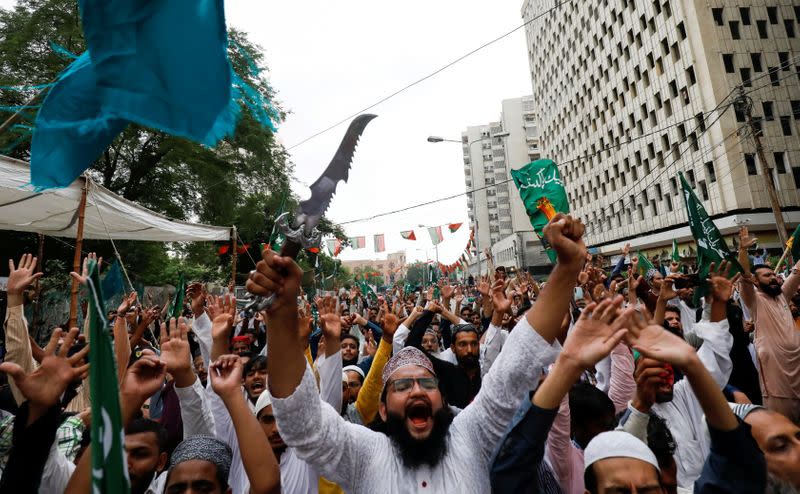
[298,114,377,224]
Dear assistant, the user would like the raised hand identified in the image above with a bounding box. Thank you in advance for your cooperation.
[69,252,102,286]
[0,327,89,409]
[542,214,586,269]
[738,226,758,251]
[121,353,166,403]
[622,242,631,258]
[245,249,303,314]
[491,280,511,315]
[477,276,491,297]
[559,296,630,369]
[625,310,694,368]
[186,282,207,317]
[425,286,434,302]
[382,312,400,342]
[707,261,739,301]
[632,357,669,413]
[454,285,464,304]
[117,291,138,316]
[210,354,244,401]
[319,296,342,343]
[658,276,678,301]
[440,282,455,300]
[364,330,377,357]
[6,253,43,305]
[208,295,236,341]
[160,317,194,385]
[669,261,681,274]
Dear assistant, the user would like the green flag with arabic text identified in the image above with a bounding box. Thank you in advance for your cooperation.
[510,159,570,262]
[86,261,130,494]
[679,172,742,291]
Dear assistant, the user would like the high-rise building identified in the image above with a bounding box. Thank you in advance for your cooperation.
[462,96,549,273]
[521,1,800,257]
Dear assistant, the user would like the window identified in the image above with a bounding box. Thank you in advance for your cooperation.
[794,167,800,189]
[769,68,780,86]
[779,52,789,71]
[699,180,709,201]
[686,66,696,85]
[781,117,792,136]
[757,20,768,38]
[751,53,763,72]
[705,161,717,182]
[745,153,757,175]
[729,21,740,39]
[786,20,796,38]
[774,152,786,174]
[696,112,706,131]
[670,177,678,194]
[677,21,686,39]
[687,169,696,187]
[767,6,778,24]
[712,7,724,26]
[741,68,752,87]
[793,100,800,120]
[739,7,751,25]
[763,101,774,121]
[665,194,673,212]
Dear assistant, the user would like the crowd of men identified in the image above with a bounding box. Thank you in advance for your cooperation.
[0,214,799,493]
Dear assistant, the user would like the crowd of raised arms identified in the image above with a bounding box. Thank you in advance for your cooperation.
[1,214,800,493]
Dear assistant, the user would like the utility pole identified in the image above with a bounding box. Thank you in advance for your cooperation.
[737,88,788,247]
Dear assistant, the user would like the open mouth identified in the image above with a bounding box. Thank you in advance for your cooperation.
[250,381,265,393]
[406,402,433,428]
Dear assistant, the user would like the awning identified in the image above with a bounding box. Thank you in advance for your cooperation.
[0,154,231,241]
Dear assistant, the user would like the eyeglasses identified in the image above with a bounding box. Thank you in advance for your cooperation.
[387,377,439,393]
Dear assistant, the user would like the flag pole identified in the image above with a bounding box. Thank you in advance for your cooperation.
[775,244,791,272]
[68,178,89,329]
[231,226,238,290]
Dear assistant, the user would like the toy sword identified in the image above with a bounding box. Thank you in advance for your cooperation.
[246,114,377,311]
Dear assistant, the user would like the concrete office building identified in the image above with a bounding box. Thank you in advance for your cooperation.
[461,96,551,274]
[521,0,800,258]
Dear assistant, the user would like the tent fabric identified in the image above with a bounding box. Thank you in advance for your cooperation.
[0,154,230,241]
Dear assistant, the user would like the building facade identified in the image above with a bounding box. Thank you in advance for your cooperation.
[461,96,550,274]
[521,0,800,256]
[341,251,407,284]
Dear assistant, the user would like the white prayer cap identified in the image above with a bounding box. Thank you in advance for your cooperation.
[254,389,273,416]
[584,431,660,472]
[343,365,365,380]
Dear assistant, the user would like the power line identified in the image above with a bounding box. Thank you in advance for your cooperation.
[285,0,573,151]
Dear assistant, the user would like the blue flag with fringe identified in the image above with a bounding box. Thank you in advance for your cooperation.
[30,0,277,190]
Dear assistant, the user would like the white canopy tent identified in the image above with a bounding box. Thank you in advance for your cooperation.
[0,154,231,241]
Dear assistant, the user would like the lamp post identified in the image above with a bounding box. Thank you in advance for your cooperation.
[428,131,510,277]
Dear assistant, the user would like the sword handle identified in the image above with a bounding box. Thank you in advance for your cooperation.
[245,240,303,313]
[279,239,303,260]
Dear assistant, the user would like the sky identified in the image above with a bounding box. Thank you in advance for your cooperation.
[223,0,534,263]
[3,0,534,264]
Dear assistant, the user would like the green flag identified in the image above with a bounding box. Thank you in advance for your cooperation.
[510,159,569,262]
[671,239,680,262]
[86,261,130,494]
[169,273,186,319]
[636,250,656,276]
[679,172,742,285]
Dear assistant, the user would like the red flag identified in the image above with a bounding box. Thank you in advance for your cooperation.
[400,230,416,241]
[236,243,250,254]
[448,223,463,233]
[307,247,320,254]
[217,245,230,255]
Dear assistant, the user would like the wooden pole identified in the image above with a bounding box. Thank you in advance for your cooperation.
[68,180,89,329]
[775,244,791,272]
[31,233,45,334]
[230,226,238,290]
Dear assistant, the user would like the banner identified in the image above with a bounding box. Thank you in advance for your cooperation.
[428,226,444,245]
[671,239,680,262]
[679,172,741,288]
[510,159,569,262]
[349,236,366,249]
[400,230,416,241]
[101,259,124,299]
[636,250,656,276]
[374,234,385,253]
[169,273,186,319]
[787,224,800,263]
[86,261,130,494]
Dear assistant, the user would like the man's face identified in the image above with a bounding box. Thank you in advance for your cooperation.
[193,356,207,386]
[452,331,479,368]
[243,365,267,400]
[650,272,664,289]
[460,308,473,321]
[341,338,359,363]
[495,269,507,281]
[257,405,286,452]
[421,333,439,353]
[470,313,481,327]
[345,370,362,403]
[165,460,226,494]
[380,366,444,440]
[746,410,800,487]
[368,308,379,322]
[591,457,662,494]
[126,432,167,494]
[755,268,783,297]
[231,340,250,354]
[664,311,682,332]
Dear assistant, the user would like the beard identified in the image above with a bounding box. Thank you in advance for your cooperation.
[457,354,479,370]
[760,282,783,297]
[383,406,453,469]
[766,473,800,494]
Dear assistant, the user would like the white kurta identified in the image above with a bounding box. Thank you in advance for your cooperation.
[272,317,560,494]
[651,319,733,489]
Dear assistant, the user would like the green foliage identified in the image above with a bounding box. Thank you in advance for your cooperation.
[0,0,347,287]
[352,265,385,286]
[404,262,427,286]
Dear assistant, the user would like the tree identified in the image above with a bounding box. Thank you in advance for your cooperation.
[404,262,427,287]
[0,1,342,287]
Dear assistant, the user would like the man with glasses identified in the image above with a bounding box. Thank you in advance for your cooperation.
[249,214,588,493]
